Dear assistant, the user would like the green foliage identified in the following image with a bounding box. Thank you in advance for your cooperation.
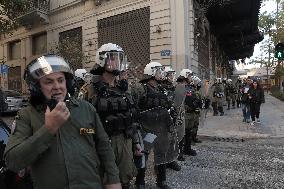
[270,85,284,101]
[0,0,29,33]
[274,65,284,77]
[249,0,284,80]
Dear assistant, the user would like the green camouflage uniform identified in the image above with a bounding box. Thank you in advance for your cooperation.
[210,83,225,115]
[191,90,202,141]
[225,83,237,109]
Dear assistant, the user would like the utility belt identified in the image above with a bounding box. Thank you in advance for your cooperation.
[213,92,224,98]
[104,112,134,137]
[97,97,129,112]
[185,106,200,113]
[144,97,169,110]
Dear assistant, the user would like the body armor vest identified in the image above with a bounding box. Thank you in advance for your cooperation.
[213,83,224,98]
[139,83,171,111]
[184,85,202,112]
[93,81,136,136]
[161,80,175,104]
[227,84,237,94]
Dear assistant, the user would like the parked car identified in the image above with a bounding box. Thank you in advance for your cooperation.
[3,90,29,113]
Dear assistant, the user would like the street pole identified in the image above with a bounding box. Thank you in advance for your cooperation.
[267,40,271,93]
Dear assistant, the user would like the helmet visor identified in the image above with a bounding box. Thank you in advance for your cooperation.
[154,66,165,80]
[28,56,72,80]
[166,71,176,81]
[104,52,125,72]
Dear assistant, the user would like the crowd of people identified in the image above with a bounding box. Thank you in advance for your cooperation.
[214,76,265,126]
[0,42,265,189]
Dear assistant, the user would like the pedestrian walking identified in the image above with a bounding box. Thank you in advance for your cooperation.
[241,77,252,123]
[248,80,265,125]
[4,54,121,189]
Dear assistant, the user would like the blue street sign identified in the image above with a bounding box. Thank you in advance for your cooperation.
[1,64,9,74]
[160,50,171,57]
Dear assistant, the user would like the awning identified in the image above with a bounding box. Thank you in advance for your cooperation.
[206,0,264,60]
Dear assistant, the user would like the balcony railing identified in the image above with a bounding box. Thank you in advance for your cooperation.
[18,0,50,28]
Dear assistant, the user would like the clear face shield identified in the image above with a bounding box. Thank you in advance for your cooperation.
[186,72,193,82]
[104,52,127,73]
[153,66,165,81]
[166,71,176,82]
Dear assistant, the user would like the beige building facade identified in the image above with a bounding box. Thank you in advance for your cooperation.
[0,0,216,93]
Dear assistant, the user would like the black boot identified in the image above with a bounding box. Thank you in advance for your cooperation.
[219,107,224,116]
[177,138,185,161]
[155,164,171,189]
[184,130,197,156]
[177,154,185,161]
[192,130,201,143]
[212,102,218,116]
[232,101,236,109]
[227,101,230,110]
[135,168,146,188]
[166,161,181,171]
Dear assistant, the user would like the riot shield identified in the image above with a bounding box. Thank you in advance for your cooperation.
[173,84,186,142]
[139,107,178,165]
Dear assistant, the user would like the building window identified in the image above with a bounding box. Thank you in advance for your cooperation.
[9,40,21,60]
[32,33,47,55]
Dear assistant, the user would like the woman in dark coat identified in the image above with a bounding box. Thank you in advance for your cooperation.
[247,80,265,125]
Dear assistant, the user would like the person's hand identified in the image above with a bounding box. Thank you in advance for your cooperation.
[105,183,122,189]
[45,102,70,134]
[134,144,143,156]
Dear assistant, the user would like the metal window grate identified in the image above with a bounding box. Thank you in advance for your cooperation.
[98,7,150,80]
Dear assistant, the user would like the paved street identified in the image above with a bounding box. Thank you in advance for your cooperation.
[199,94,284,138]
[145,94,284,189]
[2,94,284,189]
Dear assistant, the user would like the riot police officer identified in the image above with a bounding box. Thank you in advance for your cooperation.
[132,62,177,189]
[211,78,225,116]
[225,79,237,110]
[191,76,203,143]
[161,67,182,171]
[177,69,200,156]
[80,43,141,189]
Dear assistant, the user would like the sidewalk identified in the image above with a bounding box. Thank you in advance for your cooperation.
[198,94,284,139]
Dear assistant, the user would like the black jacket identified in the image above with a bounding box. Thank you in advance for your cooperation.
[247,87,265,104]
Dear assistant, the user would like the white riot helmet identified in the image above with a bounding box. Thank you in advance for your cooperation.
[143,61,165,81]
[24,54,74,96]
[227,79,232,84]
[91,43,127,76]
[75,69,87,80]
[179,69,193,78]
[192,76,202,85]
[164,66,176,82]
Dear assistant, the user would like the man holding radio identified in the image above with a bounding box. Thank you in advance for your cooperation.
[4,54,121,189]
